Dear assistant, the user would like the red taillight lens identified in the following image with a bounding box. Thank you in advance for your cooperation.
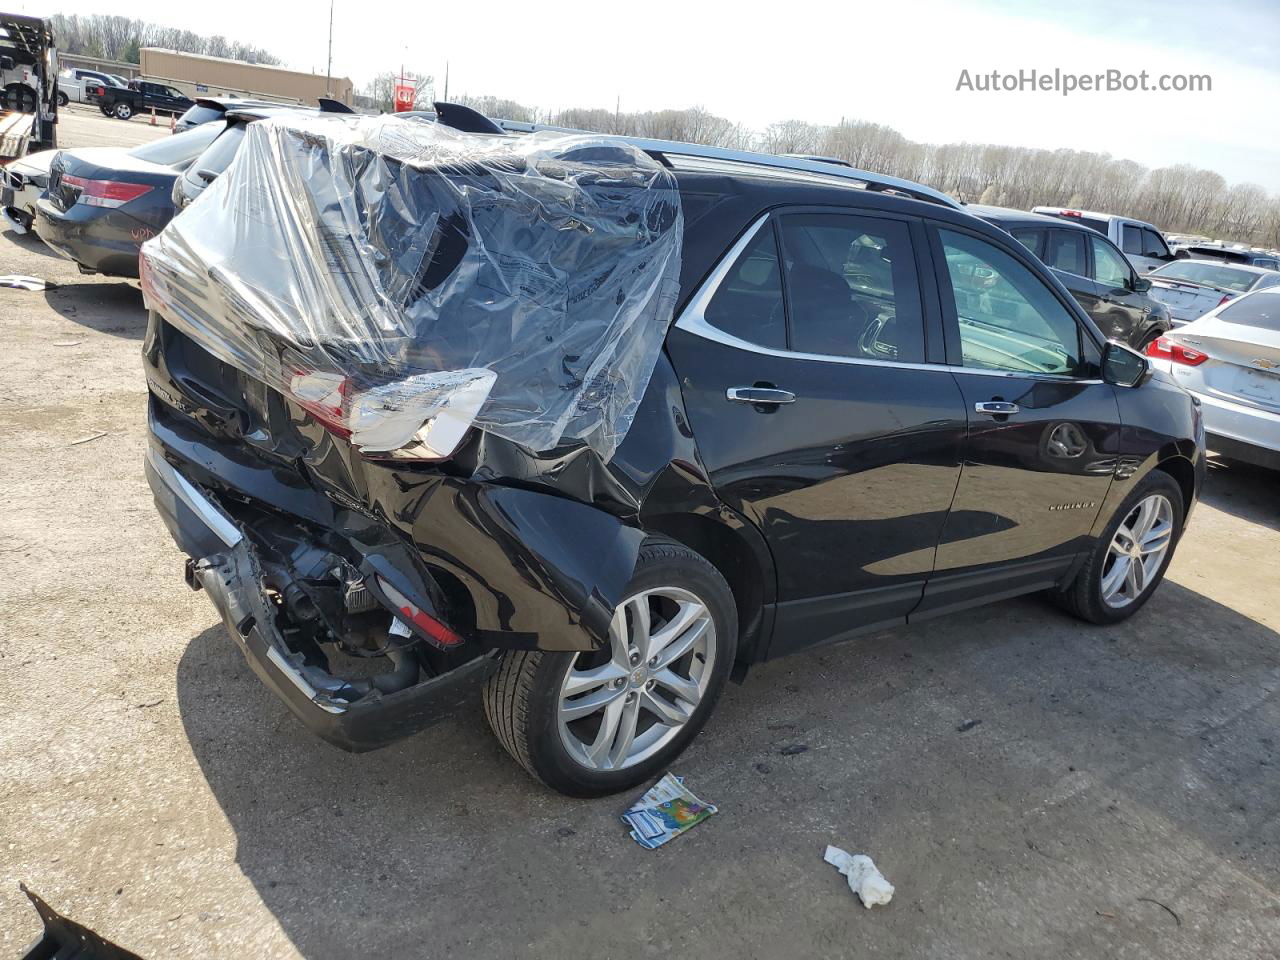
[61,173,153,208]
[1217,294,1233,308]
[288,369,352,438]
[1146,336,1208,366]
[376,577,462,647]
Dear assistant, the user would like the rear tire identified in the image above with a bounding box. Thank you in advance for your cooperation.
[1053,470,1183,624]
[483,536,737,796]
[113,102,133,120]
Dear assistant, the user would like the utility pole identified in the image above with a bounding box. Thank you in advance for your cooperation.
[443,61,449,102]
[325,0,334,96]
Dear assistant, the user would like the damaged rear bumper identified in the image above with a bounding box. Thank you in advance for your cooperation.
[145,447,497,751]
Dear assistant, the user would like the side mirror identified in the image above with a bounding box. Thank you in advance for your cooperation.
[1175,249,1191,260]
[1131,276,1152,294]
[1102,341,1150,388]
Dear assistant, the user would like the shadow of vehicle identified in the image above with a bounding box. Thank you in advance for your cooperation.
[4,228,62,259]
[43,281,146,339]
[176,570,1280,958]
[1201,455,1278,532]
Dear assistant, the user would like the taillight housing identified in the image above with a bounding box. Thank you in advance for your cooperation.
[286,366,496,462]
[1216,294,1233,308]
[376,577,462,648]
[1146,336,1208,366]
[61,173,153,208]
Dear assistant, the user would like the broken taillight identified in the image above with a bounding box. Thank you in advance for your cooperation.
[288,370,352,438]
[376,577,462,647]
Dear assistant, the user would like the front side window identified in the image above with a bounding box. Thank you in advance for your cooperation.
[1141,228,1171,258]
[1090,236,1132,289]
[1044,229,1087,276]
[703,223,786,349]
[939,229,1082,376]
[778,214,925,362]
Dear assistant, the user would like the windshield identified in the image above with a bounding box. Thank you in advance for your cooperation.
[128,119,227,166]
[1152,261,1262,293]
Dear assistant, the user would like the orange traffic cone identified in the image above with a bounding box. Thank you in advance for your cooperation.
[169,112,175,132]
[149,107,156,126]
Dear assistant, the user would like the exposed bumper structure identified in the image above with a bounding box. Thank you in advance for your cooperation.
[145,446,498,751]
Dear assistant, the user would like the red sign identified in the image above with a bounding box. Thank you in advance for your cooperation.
[393,81,415,112]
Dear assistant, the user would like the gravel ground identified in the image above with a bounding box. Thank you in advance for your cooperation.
[1,110,1278,959]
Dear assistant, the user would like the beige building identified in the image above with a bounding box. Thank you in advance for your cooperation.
[138,48,353,105]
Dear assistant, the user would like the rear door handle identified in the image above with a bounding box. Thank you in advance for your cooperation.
[726,387,796,405]
[974,401,1019,416]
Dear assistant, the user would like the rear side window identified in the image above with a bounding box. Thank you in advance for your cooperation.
[778,213,924,363]
[1090,236,1132,289]
[1218,292,1280,330]
[1044,229,1087,276]
[1010,228,1044,256]
[939,229,1082,376]
[1121,224,1143,255]
[703,224,786,349]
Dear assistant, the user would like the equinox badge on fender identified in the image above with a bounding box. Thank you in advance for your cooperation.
[1049,501,1097,512]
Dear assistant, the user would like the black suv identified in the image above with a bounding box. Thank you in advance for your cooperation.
[143,136,1204,796]
[970,205,1172,349]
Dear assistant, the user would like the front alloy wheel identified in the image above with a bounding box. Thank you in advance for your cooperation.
[484,537,737,796]
[1100,494,1174,608]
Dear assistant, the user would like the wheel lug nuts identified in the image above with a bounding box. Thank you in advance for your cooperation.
[629,652,641,666]
[613,678,625,688]
[648,656,657,668]
[645,679,656,690]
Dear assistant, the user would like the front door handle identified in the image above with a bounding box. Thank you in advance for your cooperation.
[726,386,796,405]
[975,401,1019,416]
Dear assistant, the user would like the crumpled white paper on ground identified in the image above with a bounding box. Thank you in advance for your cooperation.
[824,845,895,908]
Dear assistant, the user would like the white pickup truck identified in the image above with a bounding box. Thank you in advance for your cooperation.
[1032,207,1178,275]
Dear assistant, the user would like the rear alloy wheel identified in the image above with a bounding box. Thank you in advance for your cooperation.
[1053,470,1184,624]
[113,102,133,120]
[483,537,737,796]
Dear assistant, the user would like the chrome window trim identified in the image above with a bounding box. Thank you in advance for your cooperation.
[673,213,1106,384]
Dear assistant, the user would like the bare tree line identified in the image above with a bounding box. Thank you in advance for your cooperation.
[49,14,282,67]
[449,95,1279,249]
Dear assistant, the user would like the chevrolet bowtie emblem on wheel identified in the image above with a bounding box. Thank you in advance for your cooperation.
[1049,501,1097,511]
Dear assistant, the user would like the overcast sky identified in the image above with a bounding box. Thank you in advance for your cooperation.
[22,0,1280,190]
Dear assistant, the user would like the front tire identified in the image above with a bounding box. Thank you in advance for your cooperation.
[56,91,69,108]
[1054,470,1183,624]
[113,102,133,120]
[483,537,738,796]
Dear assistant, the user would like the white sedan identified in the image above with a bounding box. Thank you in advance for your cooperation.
[1146,288,1280,469]
[1,148,56,233]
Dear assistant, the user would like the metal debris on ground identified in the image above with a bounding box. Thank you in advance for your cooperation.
[0,275,56,291]
[622,774,717,849]
[70,431,108,446]
[824,846,895,908]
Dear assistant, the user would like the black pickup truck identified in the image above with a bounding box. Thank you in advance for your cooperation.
[89,79,193,120]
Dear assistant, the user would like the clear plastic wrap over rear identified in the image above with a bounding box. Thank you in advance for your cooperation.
[140,114,683,460]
